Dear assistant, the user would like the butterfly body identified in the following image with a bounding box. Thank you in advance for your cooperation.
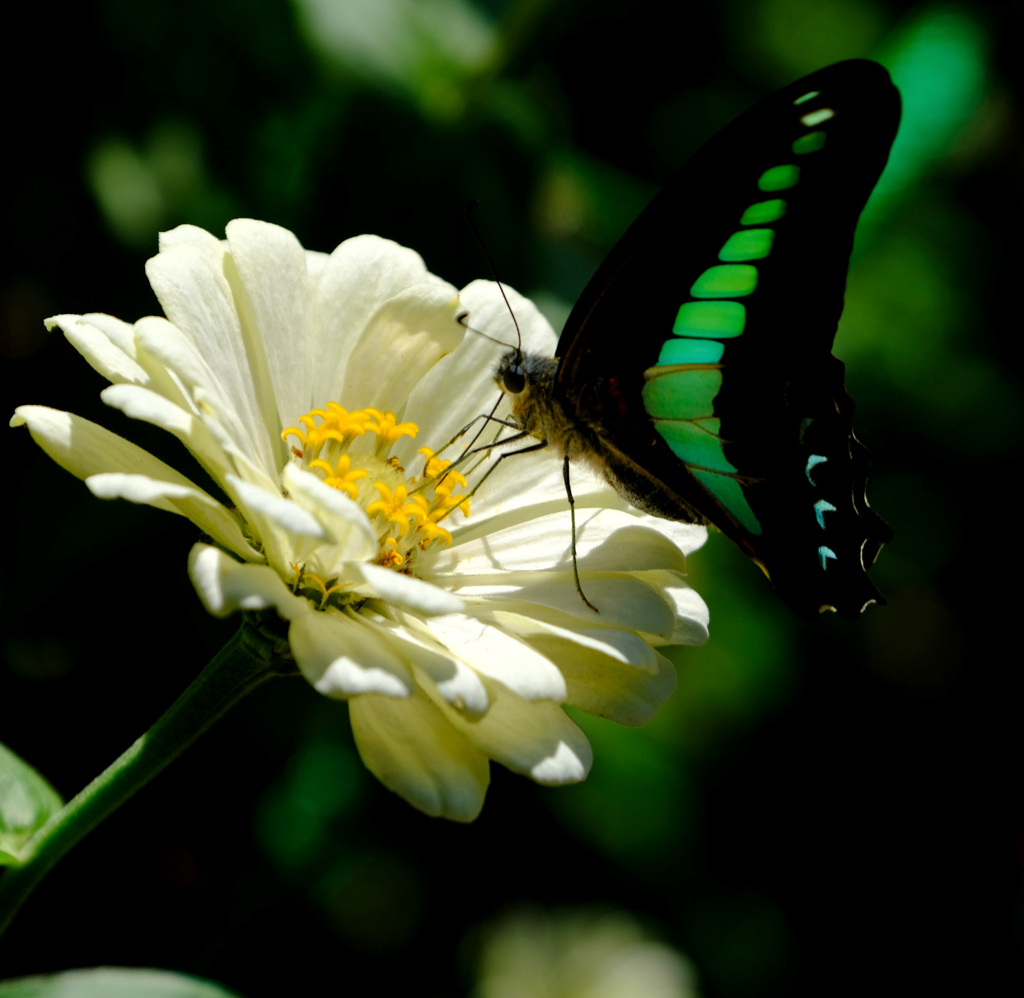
[497,60,899,618]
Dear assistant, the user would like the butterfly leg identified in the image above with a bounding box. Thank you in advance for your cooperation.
[432,435,546,524]
[413,413,527,499]
[563,456,599,614]
[427,409,521,472]
[429,432,599,613]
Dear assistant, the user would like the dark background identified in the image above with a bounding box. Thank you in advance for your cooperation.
[2,0,1021,994]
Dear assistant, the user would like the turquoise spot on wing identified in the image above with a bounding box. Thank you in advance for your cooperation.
[690,264,758,298]
[758,165,799,191]
[654,418,736,473]
[805,454,828,483]
[718,228,775,261]
[818,545,838,569]
[793,89,820,105]
[814,498,837,528]
[642,369,723,419]
[792,130,826,154]
[801,107,834,127]
[692,469,762,535]
[740,199,786,225]
[656,338,725,365]
[673,301,746,338]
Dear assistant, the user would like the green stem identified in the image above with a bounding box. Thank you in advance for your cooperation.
[0,620,291,936]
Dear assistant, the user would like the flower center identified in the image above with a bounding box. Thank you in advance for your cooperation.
[282,403,471,577]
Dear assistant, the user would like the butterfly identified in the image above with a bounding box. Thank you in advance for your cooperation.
[494,60,899,618]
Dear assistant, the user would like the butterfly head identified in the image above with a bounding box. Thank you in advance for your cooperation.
[495,349,558,402]
[496,350,527,395]
[494,348,564,445]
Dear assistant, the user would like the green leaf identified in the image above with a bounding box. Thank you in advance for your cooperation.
[0,968,244,998]
[0,742,63,865]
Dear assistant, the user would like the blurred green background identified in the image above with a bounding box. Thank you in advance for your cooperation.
[1,1,1021,995]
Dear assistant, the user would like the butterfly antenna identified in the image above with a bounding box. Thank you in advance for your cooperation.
[456,311,516,350]
[464,200,523,357]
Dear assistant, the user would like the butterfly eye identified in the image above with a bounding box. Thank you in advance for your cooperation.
[502,365,526,394]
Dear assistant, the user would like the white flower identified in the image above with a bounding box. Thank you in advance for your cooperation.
[12,219,709,821]
[473,907,701,998]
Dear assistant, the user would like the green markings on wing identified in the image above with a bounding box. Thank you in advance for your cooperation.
[792,130,826,154]
[740,199,786,224]
[758,164,800,191]
[641,367,763,535]
[693,471,763,534]
[673,301,746,337]
[643,369,722,421]
[718,228,775,261]
[641,85,834,536]
[653,417,727,469]
[690,264,759,297]
[656,338,725,365]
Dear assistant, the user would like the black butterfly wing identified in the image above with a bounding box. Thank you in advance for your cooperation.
[555,60,899,617]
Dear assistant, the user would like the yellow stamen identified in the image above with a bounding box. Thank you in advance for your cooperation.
[291,566,352,609]
[366,482,429,536]
[379,537,405,568]
[285,401,478,599]
[365,409,418,449]
[309,454,370,499]
[418,517,453,546]
[419,447,449,478]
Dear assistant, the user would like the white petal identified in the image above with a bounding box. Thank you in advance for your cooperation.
[224,472,329,574]
[397,319,508,465]
[349,688,489,821]
[290,610,414,698]
[11,405,256,559]
[662,582,710,645]
[99,383,250,498]
[47,313,149,386]
[371,618,490,717]
[489,609,656,667]
[435,506,691,577]
[411,655,490,720]
[530,634,679,726]
[440,692,592,784]
[641,517,709,557]
[145,240,273,468]
[188,543,302,616]
[158,222,226,257]
[224,219,309,448]
[227,473,324,539]
[423,613,567,700]
[308,234,437,407]
[187,387,281,495]
[303,248,330,279]
[477,574,679,642]
[358,563,464,616]
[457,279,558,356]
[101,383,193,438]
[86,473,256,560]
[520,615,660,672]
[13,405,159,481]
[281,462,379,565]
[573,519,693,573]
[340,283,465,416]
[132,315,273,474]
